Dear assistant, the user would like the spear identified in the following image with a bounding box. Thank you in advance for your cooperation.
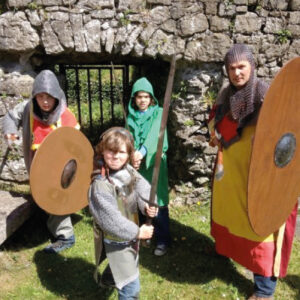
[147,54,176,224]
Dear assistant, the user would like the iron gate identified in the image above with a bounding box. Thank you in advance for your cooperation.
[58,64,132,143]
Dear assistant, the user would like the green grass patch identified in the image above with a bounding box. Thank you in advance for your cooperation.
[0,204,299,299]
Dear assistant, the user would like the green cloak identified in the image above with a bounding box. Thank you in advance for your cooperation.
[127,77,169,206]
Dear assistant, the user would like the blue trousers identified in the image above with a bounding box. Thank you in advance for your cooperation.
[138,206,171,247]
[118,277,140,300]
[254,273,277,297]
[153,206,171,247]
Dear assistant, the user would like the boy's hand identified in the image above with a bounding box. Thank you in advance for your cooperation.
[145,203,158,218]
[132,151,143,170]
[138,224,154,239]
[132,158,142,170]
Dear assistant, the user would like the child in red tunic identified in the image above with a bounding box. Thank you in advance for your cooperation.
[2,69,79,253]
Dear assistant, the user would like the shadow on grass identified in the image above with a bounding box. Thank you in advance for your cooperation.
[1,208,83,251]
[284,275,300,299]
[140,217,253,297]
[33,251,113,300]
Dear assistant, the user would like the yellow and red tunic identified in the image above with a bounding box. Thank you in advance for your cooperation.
[31,107,80,151]
[211,119,297,278]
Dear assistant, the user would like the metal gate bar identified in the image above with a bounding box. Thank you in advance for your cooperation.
[58,64,131,138]
[98,68,103,128]
[75,68,81,124]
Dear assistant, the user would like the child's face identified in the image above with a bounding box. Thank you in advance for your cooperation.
[135,91,151,111]
[103,142,129,170]
[36,93,56,112]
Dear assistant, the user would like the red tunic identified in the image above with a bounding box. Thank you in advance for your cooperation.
[31,108,79,150]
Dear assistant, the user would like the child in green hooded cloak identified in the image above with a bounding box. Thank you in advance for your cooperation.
[127,77,171,256]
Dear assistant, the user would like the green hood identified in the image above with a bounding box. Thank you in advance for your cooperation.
[126,77,169,206]
[128,77,158,115]
[127,77,160,150]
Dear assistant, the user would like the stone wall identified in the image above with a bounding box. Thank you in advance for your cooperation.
[1,0,300,204]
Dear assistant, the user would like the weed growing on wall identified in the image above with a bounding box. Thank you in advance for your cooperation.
[172,81,188,101]
[276,29,292,44]
[27,1,40,10]
[202,89,217,109]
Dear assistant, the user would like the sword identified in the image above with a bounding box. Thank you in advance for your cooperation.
[147,54,176,224]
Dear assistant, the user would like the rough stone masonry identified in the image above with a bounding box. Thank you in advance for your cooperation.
[1,0,300,205]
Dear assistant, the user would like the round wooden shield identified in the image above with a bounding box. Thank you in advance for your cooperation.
[248,57,300,236]
[30,127,94,215]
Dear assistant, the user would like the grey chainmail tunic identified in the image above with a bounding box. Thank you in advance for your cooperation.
[89,163,156,289]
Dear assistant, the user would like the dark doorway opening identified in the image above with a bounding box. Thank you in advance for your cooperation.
[57,63,138,144]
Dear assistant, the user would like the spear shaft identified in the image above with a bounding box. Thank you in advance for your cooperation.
[147,55,176,224]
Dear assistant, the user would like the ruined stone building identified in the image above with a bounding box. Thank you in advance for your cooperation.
[1,0,300,207]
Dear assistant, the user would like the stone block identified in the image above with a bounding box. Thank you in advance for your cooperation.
[179,13,208,36]
[41,21,64,54]
[149,6,170,25]
[0,74,34,97]
[7,0,31,7]
[235,12,262,34]
[233,0,248,4]
[0,191,34,245]
[236,5,248,13]
[219,3,236,17]
[185,33,231,62]
[210,16,230,32]
[287,24,300,37]
[291,0,300,10]
[146,0,171,4]
[0,12,40,52]
[204,1,218,15]
[261,0,288,10]
[289,12,300,25]
[264,17,284,33]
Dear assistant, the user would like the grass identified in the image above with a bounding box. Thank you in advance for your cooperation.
[0,203,299,300]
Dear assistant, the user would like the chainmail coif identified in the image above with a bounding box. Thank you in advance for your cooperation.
[215,44,269,134]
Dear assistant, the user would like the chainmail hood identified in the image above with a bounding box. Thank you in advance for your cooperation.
[215,44,268,133]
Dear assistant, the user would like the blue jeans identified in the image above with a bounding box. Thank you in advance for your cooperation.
[254,273,277,297]
[118,277,140,300]
[154,206,171,247]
